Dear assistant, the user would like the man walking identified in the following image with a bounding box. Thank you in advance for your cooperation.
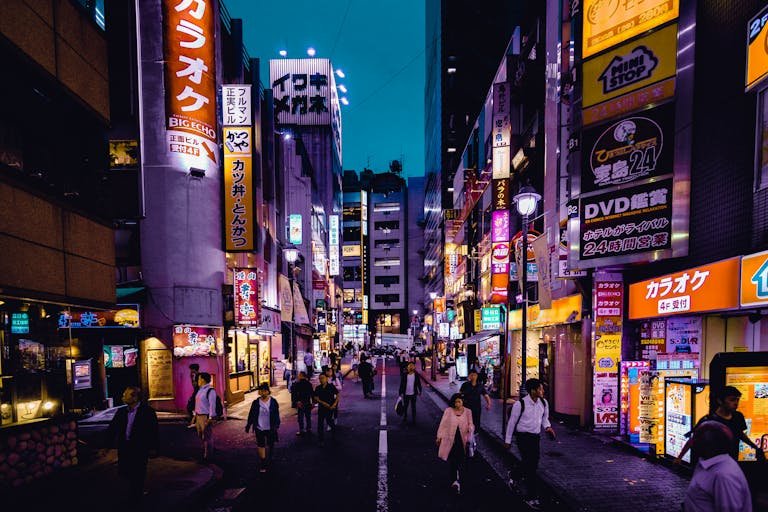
[504,378,556,510]
[290,371,314,436]
[194,372,219,461]
[313,373,339,446]
[358,355,376,399]
[684,421,752,512]
[460,368,491,431]
[304,351,315,378]
[398,362,423,424]
[106,386,158,503]
[186,363,200,427]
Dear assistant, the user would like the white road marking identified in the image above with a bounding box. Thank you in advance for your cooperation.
[376,356,388,512]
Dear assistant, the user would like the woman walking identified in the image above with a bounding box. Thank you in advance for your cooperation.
[245,383,281,473]
[436,393,474,494]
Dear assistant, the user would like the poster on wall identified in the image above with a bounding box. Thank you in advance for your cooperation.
[172,325,223,357]
[725,366,768,461]
[665,381,692,462]
[147,349,174,400]
[593,273,623,432]
[73,360,93,390]
[234,268,260,326]
[665,316,702,354]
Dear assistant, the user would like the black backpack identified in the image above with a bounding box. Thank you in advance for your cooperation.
[207,388,224,418]
[512,397,548,434]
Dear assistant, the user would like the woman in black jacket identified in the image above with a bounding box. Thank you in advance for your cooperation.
[245,382,281,473]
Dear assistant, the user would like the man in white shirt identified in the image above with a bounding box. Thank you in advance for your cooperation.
[503,378,555,511]
[194,372,219,460]
[398,362,423,424]
[684,420,752,512]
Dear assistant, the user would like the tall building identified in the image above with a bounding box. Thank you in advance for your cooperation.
[406,176,426,331]
[270,57,344,371]
[341,171,368,346]
[423,0,517,305]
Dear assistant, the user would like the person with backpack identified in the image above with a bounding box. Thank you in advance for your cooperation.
[503,378,556,511]
[290,371,314,436]
[194,372,222,461]
[358,356,376,399]
[245,382,281,473]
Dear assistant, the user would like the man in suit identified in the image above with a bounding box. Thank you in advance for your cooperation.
[398,362,423,424]
[106,386,159,502]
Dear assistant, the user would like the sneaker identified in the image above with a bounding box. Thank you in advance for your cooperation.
[451,480,461,494]
[524,498,541,510]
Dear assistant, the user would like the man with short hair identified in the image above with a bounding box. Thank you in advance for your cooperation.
[684,421,752,512]
[290,371,314,436]
[313,373,339,446]
[503,378,556,511]
[358,356,375,399]
[460,368,491,431]
[106,387,158,502]
[398,362,422,424]
[194,372,219,460]
[186,363,200,427]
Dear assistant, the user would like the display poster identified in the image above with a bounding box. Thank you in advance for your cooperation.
[582,24,678,108]
[640,319,666,360]
[532,234,552,309]
[292,282,311,325]
[172,325,223,357]
[747,4,768,91]
[581,102,674,194]
[594,374,619,429]
[288,214,302,245]
[593,273,623,431]
[620,361,650,437]
[665,381,693,462]
[234,268,260,326]
[638,369,660,444]
[595,334,621,373]
[73,360,92,390]
[653,367,698,453]
[579,178,673,261]
[279,274,294,322]
[147,349,173,400]
[725,366,768,461]
[19,340,45,370]
[665,316,702,354]
[582,0,679,58]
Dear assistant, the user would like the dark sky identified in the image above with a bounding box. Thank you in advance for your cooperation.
[225,0,426,177]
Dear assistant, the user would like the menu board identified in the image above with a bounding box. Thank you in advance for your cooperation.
[147,349,173,400]
[726,366,768,461]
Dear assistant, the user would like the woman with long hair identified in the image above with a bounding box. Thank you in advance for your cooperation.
[436,393,474,494]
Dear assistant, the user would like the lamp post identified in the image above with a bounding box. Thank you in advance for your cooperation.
[429,291,438,381]
[284,247,299,377]
[512,185,541,399]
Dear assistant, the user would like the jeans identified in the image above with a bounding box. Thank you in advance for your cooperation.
[297,404,312,431]
[403,394,417,421]
[515,432,541,498]
[317,408,336,441]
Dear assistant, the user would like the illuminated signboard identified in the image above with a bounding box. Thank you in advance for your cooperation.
[58,305,141,329]
[11,312,29,334]
[747,4,768,91]
[741,250,768,307]
[582,0,679,58]
[481,307,502,331]
[329,214,340,276]
[223,126,254,251]
[289,214,302,245]
[491,210,510,243]
[172,325,223,357]
[342,244,361,257]
[162,0,218,172]
[234,268,260,326]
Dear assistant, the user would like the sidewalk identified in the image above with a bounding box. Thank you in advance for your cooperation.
[417,365,689,512]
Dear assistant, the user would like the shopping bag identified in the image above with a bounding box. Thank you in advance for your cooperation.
[395,396,404,416]
[467,433,477,458]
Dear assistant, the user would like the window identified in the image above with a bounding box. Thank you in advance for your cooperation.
[343,205,361,221]
[373,202,401,213]
[343,226,361,242]
[374,294,400,304]
[375,221,399,233]
[343,289,360,303]
[758,90,768,190]
[374,239,400,249]
[374,276,400,286]
[374,258,400,267]
[343,266,362,281]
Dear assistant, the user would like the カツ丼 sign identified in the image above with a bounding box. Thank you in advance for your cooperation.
[223,126,254,250]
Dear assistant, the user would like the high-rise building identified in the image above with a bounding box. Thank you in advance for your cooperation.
[423,0,517,305]
[341,171,368,346]
[407,176,427,331]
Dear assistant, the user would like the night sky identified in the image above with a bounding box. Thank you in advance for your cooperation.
[226,0,426,177]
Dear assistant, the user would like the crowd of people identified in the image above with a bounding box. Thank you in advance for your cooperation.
[102,347,766,511]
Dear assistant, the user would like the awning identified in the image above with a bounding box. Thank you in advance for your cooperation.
[461,330,501,344]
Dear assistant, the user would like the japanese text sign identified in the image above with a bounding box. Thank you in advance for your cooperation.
[492,82,511,148]
[223,126,254,251]
[172,325,223,357]
[579,179,673,261]
[583,24,678,108]
[234,268,260,326]
[741,250,768,307]
[583,78,676,127]
[329,215,340,276]
[492,178,510,211]
[289,214,302,245]
[595,334,622,373]
[491,210,510,243]
[628,258,740,319]
[491,242,510,275]
[582,102,674,194]
[270,59,335,126]
[582,0,679,58]
[481,307,502,331]
[747,4,768,91]
[58,306,141,329]
[163,0,218,168]
[222,85,252,126]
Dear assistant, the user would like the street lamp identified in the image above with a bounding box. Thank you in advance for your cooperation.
[284,247,300,379]
[512,185,540,399]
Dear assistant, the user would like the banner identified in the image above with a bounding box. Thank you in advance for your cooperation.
[293,282,310,325]
[279,274,293,322]
[593,272,623,432]
[234,268,260,326]
[223,126,254,250]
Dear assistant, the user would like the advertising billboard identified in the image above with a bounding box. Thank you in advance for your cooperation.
[223,126,254,250]
[741,250,768,307]
[726,366,768,460]
[582,24,678,108]
[234,268,260,326]
[581,102,675,194]
[172,325,223,357]
[329,214,340,276]
[491,210,510,243]
[162,0,218,171]
[58,305,141,329]
[582,0,679,58]
[747,4,768,91]
[289,214,302,245]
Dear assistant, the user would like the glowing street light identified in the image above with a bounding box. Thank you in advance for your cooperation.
[307,47,316,57]
[341,97,349,106]
[279,49,287,57]
[336,69,345,78]
[338,84,348,93]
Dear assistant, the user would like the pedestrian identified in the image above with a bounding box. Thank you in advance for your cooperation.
[304,351,315,378]
[446,353,457,385]
[351,353,360,382]
[683,420,752,512]
[326,365,343,427]
[436,393,474,494]
[398,362,423,424]
[419,352,427,372]
[321,351,330,369]
[186,363,200,428]
[469,358,482,376]
[675,385,765,464]
[358,356,376,398]
[105,386,158,503]
[194,372,219,461]
[460,368,491,433]
[290,371,314,436]
[313,373,339,446]
[399,351,409,376]
[245,382,281,473]
[504,378,556,510]
[329,350,338,368]
[284,356,294,389]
